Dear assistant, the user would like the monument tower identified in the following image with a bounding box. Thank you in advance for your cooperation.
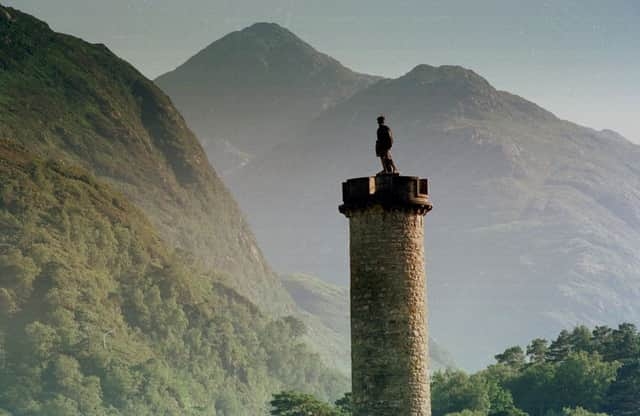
[339,173,432,416]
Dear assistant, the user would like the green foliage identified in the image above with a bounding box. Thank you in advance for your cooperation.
[603,359,640,416]
[270,391,346,416]
[495,346,526,369]
[437,324,637,416]
[334,393,352,414]
[445,411,489,416]
[431,370,491,416]
[549,407,608,416]
[280,324,638,416]
[550,352,618,411]
[526,339,548,364]
[0,144,347,415]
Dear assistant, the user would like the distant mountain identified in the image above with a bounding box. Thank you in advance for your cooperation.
[0,6,292,315]
[0,139,346,415]
[155,22,380,174]
[282,274,457,373]
[228,63,640,368]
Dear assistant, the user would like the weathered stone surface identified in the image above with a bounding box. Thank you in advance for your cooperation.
[340,175,431,416]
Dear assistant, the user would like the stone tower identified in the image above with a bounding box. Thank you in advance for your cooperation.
[339,174,432,416]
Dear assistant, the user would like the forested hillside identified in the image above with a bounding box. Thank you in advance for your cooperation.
[0,5,291,314]
[0,6,351,414]
[0,140,347,415]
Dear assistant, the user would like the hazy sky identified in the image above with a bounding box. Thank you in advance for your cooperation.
[6,0,639,142]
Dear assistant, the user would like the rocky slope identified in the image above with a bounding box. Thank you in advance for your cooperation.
[155,22,380,174]
[229,63,640,368]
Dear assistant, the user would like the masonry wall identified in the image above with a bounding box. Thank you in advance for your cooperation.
[349,205,430,416]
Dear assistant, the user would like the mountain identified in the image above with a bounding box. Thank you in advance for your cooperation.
[0,139,346,415]
[155,22,380,174]
[228,63,640,368]
[282,274,457,373]
[0,6,292,315]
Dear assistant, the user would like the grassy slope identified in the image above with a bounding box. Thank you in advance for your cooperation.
[0,5,292,314]
[0,140,347,415]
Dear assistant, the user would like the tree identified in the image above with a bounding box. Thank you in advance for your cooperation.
[431,370,490,416]
[486,380,526,416]
[603,359,640,416]
[550,351,619,412]
[495,346,526,368]
[445,411,486,416]
[507,362,556,416]
[270,391,344,416]
[568,326,594,354]
[554,407,607,416]
[591,326,613,357]
[604,324,640,363]
[547,330,573,363]
[334,393,352,414]
[526,339,548,364]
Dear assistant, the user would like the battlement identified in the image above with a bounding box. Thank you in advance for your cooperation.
[339,174,432,216]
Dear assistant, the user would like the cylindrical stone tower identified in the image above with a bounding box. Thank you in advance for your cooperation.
[339,174,432,416]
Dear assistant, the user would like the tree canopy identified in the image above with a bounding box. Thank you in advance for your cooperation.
[271,323,640,416]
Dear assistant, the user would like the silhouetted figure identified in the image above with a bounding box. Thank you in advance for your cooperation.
[376,115,398,174]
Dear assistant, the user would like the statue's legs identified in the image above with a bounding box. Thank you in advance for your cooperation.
[379,157,387,174]
[383,153,397,173]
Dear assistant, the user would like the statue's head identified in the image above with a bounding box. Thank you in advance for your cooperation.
[377,115,385,124]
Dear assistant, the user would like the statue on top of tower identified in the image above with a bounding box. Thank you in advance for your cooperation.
[376,115,398,175]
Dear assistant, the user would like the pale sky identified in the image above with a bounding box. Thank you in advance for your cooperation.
[5,0,639,142]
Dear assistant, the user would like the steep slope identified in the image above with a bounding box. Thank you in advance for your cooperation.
[282,274,457,373]
[230,64,640,368]
[0,140,347,415]
[155,22,380,174]
[0,6,291,314]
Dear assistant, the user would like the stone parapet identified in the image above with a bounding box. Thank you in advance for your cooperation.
[339,174,432,217]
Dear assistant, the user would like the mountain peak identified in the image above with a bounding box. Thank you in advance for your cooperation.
[155,21,380,165]
[185,21,314,66]
[241,21,295,36]
[231,21,308,50]
[401,64,495,92]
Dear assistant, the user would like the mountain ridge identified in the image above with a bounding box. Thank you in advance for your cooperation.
[155,21,381,174]
[219,49,640,368]
[155,19,640,367]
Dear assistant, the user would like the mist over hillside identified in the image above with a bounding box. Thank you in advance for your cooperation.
[158,24,640,369]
